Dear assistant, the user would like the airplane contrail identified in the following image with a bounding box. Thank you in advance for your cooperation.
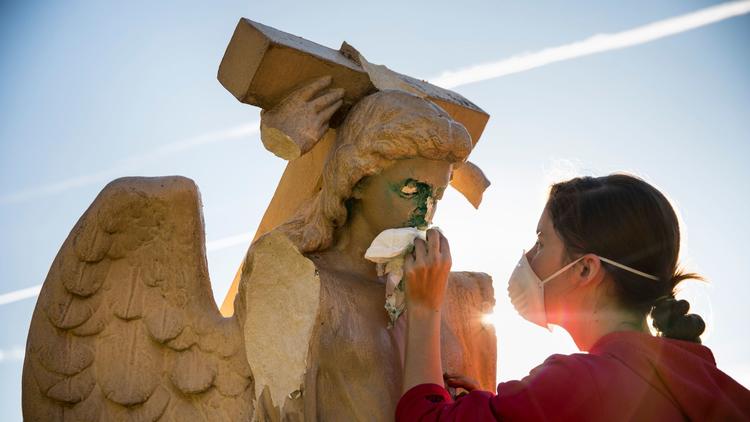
[0,123,259,204]
[430,0,750,88]
[0,232,253,306]
[0,285,42,307]
[0,346,25,363]
[205,233,253,251]
[4,3,747,204]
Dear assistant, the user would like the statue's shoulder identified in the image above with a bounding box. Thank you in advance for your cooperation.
[443,271,495,337]
[443,271,495,335]
[237,229,320,319]
[235,229,321,416]
[447,271,494,307]
[245,230,312,269]
[443,271,497,391]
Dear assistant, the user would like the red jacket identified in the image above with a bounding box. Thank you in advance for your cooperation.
[396,331,750,421]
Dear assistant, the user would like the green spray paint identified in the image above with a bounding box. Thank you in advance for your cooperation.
[389,178,434,230]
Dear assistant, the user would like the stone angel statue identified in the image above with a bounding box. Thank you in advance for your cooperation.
[23,87,496,422]
[24,20,497,421]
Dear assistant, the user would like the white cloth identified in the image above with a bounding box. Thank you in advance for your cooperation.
[364,227,440,327]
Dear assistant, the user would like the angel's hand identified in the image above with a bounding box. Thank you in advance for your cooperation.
[260,75,345,160]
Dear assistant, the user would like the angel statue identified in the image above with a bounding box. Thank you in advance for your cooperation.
[23,19,496,422]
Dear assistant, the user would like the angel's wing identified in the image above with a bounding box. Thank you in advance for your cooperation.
[22,176,253,421]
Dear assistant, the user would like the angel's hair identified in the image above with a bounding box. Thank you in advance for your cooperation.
[277,90,472,253]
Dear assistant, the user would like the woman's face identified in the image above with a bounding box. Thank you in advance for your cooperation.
[526,207,580,323]
[525,207,568,279]
[353,157,451,234]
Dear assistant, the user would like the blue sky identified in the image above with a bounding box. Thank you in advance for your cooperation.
[1,0,748,419]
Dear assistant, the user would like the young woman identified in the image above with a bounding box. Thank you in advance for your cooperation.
[398,174,750,420]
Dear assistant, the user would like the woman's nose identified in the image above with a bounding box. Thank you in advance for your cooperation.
[525,246,536,261]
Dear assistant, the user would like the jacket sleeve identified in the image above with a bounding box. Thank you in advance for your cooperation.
[395,354,597,421]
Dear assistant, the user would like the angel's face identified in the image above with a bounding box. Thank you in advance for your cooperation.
[352,157,451,234]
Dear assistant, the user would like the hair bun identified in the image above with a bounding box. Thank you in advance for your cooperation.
[651,297,705,343]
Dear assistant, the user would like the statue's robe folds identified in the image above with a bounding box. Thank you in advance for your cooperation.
[237,231,497,421]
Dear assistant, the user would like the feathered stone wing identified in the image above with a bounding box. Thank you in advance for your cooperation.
[22,176,253,421]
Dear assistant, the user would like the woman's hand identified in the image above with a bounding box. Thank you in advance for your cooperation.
[404,229,452,314]
[444,373,480,392]
[401,229,452,393]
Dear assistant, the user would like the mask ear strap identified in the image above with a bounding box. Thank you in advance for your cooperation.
[598,257,659,280]
[540,256,585,285]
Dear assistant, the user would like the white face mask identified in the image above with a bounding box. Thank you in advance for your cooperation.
[507,250,658,329]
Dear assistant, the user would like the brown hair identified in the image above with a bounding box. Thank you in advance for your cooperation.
[278,90,472,253]
[547,174,706,343]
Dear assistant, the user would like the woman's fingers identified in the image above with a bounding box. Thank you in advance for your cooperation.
[439,233,451,265]
[405,232,451,312]
[443,373,480,391]
[426,229,441,258]
[404,251,415,273]
[413,238,427,264]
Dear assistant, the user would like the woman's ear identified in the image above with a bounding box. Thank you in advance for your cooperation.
[577,254,603,287]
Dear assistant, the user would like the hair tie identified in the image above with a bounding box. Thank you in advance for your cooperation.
[652,294,673,306]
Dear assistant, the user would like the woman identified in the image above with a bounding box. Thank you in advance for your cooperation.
[398,174,750,420]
